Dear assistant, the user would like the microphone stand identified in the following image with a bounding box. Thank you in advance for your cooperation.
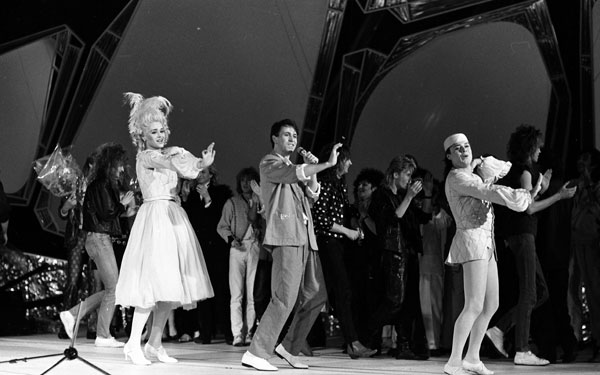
[0,300,111,374]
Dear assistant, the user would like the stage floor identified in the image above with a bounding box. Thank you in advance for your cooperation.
[0,334,598,375]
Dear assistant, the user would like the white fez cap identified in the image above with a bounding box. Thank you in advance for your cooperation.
[443,133,469,151]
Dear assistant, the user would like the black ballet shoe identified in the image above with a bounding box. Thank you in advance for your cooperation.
[589,340,599,362]
[347,341,377,359]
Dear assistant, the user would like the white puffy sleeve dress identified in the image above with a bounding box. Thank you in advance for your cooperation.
[116,148,214,310]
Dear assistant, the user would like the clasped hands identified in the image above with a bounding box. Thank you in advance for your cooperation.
[407,172,434,200]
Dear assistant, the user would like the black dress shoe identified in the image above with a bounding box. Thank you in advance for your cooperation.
[194,336,211,344]
[412,347,430,360]
[429,348,449,357]
[58,329,69,340]
[589,340,599,362]
[395,348,416,360]
[394,342,422,360]
[561,350,577,363]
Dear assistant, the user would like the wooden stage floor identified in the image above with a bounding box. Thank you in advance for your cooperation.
[0,334,598,375]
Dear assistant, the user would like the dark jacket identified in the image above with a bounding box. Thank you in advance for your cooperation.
[369,186,430,255]
[82,179,124,236]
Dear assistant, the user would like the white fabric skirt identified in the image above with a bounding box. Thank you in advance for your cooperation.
[116,199,214,310]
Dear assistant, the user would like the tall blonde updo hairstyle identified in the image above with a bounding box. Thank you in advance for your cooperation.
[123,92,173,152]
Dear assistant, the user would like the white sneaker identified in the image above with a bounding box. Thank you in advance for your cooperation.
[514,351,550,366]
[241,351,278,371]
[59,311,75,340]
[95,336,125,348]
[485,327,508,358]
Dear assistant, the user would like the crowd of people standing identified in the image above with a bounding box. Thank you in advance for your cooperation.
[53,93,599,373]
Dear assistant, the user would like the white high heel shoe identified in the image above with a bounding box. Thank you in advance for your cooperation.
[144,343,178,363]
[123,343,151,366]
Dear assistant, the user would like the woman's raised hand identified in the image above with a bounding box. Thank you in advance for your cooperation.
[121,190,136,206]
[199,143,216,169]
[250,180,261,197]
[327,143,343,167]
[558,181,577,200]
[422,171,434,196]
[531,173,543,199]
[541,169,552,192]
[407,179,423,199]
[250,180,265,214]
[62,193,77,211]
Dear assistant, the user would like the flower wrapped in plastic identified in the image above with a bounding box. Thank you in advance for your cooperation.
[33,145,83,197]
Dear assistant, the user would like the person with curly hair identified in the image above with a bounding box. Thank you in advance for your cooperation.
[59,143,136,347]
[57,153,97,340]
[487,124,576,366]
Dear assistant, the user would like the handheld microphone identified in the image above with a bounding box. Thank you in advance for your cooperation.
[297,147,319,164]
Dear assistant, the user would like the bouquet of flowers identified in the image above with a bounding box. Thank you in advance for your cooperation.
[33,144,83,197]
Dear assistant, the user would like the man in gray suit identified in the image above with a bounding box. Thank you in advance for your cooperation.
[241,119,341,371]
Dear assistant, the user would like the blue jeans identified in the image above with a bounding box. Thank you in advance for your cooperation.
[68,232,118,339]
[496,233,548,351]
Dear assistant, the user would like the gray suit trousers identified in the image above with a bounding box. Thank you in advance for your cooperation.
[248,243,327,358]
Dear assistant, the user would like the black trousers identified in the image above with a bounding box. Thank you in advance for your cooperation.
[367,251,427,352]
[197,238,232,342]
[318,236,358,344]
[533,267,577,361]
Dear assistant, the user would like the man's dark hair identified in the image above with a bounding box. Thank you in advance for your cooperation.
[270,118,299,148]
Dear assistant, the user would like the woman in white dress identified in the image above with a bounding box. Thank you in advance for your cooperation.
[116,93,215,365]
